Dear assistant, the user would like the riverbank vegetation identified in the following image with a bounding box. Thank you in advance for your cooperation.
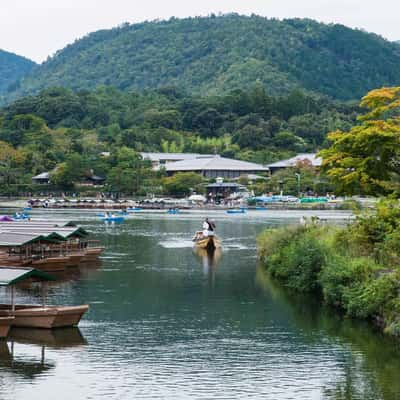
[258,200,400,337]
[258,86,400,337]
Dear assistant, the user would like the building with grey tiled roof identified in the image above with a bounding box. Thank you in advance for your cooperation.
[140,152,215,169]
[164,155,269,179]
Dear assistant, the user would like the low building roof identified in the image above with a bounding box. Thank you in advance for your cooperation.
[0,268,55,286]
[267,153,322,169]
[141,152,215,162]
[32,172,50,180]
[206,182,246,188]
[165,156,269,172]
[232,174,268,181]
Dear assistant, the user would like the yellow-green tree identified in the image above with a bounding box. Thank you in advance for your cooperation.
[320,87,400,195]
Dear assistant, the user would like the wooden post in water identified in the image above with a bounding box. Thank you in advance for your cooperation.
[11,286,15,312]
[41,282,47,307]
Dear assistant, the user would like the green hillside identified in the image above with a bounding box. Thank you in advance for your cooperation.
[0,49,36,94]
[7,15,400,101]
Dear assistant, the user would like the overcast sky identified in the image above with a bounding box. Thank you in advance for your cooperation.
[1,0,399,63]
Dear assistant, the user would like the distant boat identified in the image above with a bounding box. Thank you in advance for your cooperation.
[127,207,142,213]
[255,206,267,211]
[117,211,129,216]
[13,213,30,220]
[226,208,247,214]
[102,216,125,223]
[166,208,179,214]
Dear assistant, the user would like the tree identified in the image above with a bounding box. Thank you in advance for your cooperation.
[0,141,25,188]
[163,172,204,196]
[320,87,400,196]
[51,153,86,188]
[106,147,154,194]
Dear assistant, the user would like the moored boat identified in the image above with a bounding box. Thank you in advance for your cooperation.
[31,256,70,272]
[82,247,105,262]
[0,267,89,329]
[0,317,14,339]
[0,304,89,329]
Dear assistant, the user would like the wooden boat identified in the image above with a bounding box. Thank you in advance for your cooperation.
[0,304,89,329]
[0,254,32,267]
[82,247,105,262]
[0,267,89,329]
[31,256,70,272]
[0,316,14,338]
[66,252,84,268]
[193,235,221,251]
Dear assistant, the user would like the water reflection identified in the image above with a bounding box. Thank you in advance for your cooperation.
[255,265,400,400]
[0,328,86,380]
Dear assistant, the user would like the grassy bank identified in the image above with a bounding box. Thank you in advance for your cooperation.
[257,200,400,337]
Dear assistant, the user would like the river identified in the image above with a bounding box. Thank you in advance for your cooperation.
[0,210,399,400]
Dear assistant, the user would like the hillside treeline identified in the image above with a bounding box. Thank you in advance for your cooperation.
[0,85,356,194]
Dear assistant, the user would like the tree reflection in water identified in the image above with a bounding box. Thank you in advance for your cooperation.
[255,265,400,400]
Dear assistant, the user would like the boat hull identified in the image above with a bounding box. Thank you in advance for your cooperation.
[0,305,89,329]
[82,247,105,262]
[31,256,70,272]
[0,317,14,339]
[194,236,221,251]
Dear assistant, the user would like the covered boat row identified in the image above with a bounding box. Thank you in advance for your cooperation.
[0,220,104,272]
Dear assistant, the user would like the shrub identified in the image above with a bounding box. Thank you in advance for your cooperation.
[259,225,327,292]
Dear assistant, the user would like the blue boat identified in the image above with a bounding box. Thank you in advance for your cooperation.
[127,207,142,213]
[102,216,125,223]
[13,213,30,220]
[226,208,247,214]
[255,206,267,211]
[117,211,129,216]
[23,207,32,211]
[166,208,179,214]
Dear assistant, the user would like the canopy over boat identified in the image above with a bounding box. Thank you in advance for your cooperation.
[0,267,55,286]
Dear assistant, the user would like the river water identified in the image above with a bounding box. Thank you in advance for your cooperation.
[0,210,399,400]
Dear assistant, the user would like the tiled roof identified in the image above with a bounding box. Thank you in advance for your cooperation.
[267,153,322,168]
[165,156,269,172]
[140,152,215,162]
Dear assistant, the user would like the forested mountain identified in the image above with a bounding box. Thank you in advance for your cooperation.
[0,49,36,94]
[6,15,400,102]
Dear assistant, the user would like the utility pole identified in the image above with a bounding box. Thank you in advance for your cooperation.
[295,173,301,197]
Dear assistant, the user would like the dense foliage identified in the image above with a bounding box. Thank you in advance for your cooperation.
[320,87,400,196]
[257,200,400,337]
[7,15,400,102]
[0,49,36,96]
[0,85,354,194]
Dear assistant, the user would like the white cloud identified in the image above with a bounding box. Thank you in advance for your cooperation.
[0,0,399,63]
